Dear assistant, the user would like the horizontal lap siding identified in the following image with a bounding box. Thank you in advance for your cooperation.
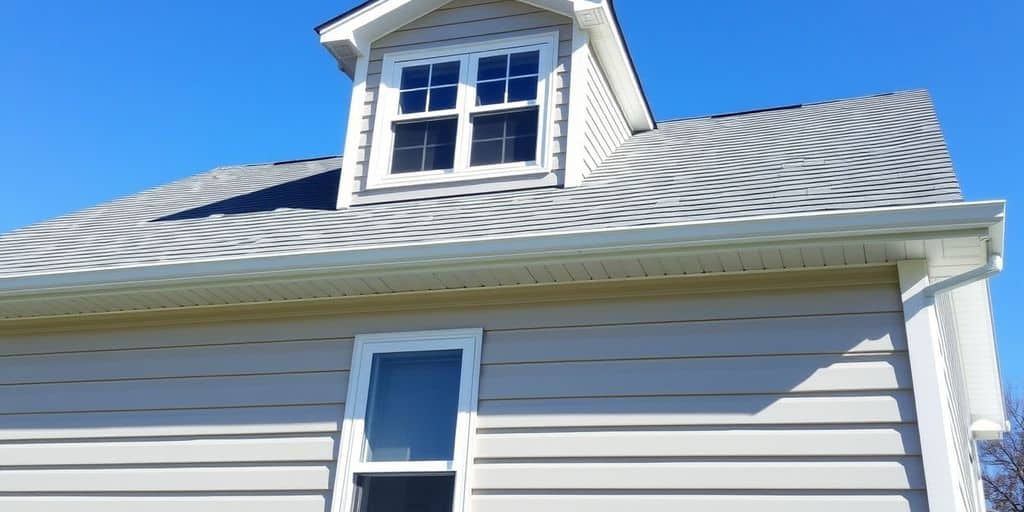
[0,269,920,511]
[0,337,351,511]
[353,0,573,197]
[470,276,925,511]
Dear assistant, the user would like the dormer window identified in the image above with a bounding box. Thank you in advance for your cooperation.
[367,32,558,189]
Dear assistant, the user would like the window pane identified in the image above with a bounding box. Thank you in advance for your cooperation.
[509,51,539,76]
[506,135,537,162]
[476,80,506,106]
[470,140,503,166]
[391,148,424,174]
[507,108,539,136]
[400,65,430,89]
[399,90,427,114]
[393,122,427,148]
[477,55,508,81]
[424,144,456,170]
[429,86,458,111]
[471,114,505,141]
[431,61,460,86]
[507,76,537,102]
[363,350,462,462]
[353,474,454,512]
[425,118,458,145]
[470,108,538,166]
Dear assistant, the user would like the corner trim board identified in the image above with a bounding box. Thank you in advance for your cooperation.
[898,260,962,512]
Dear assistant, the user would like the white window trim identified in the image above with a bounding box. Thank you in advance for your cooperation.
[331,328,483,512]
[366,31,560,190]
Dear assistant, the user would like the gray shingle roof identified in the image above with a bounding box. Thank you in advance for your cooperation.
[0,90,962,278]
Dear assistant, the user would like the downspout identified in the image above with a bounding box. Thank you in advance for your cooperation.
[921,241,1008,438]
[923,253,1003,297]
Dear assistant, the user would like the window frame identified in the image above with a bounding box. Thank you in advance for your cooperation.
[334,328,484,512]
[367,31,559,190]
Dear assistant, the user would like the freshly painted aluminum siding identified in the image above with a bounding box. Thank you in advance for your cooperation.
[349,0,573,202]
[0,269,924,511]
[0,90,961,277]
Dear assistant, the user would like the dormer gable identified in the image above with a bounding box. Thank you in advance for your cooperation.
[317,0,654,207]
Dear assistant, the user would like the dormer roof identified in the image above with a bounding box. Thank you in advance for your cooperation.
[315,0,655,132]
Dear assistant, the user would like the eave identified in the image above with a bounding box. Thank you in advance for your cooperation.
[0,200,1005,316]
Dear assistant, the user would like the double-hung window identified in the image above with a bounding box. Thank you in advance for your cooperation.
[335,329,483,512]
[368,32,558,188]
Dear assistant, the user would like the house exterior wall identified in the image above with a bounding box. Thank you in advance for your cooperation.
[350,0,573,204]
[0,268,926,512]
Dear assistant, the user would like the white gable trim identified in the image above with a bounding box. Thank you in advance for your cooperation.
[571,0,654,131]
[317,0,653,132]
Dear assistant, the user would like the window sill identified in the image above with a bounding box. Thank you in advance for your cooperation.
[365,164,551,191]
[352,165,561,205]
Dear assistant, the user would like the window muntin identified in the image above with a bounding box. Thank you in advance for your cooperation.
[399,61,460,114]
[475,50,540,106]
[337,329,483,512]
[470,108,539,166]
[391,118,458,174]
[370,34,555,188]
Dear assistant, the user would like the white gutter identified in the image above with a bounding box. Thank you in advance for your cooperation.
[0,200,1005,300]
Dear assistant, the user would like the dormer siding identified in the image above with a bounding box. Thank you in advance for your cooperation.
[578,42,630,176]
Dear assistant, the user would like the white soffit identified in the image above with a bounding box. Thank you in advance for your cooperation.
[957,282,1006,438]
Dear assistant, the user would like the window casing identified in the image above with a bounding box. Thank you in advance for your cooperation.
[367,32,558,189]
[335,329,483,512]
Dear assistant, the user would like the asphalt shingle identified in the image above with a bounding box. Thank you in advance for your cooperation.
[0,90,962,277]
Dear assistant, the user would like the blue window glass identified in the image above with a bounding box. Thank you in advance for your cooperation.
[398,61,461,114]
[475,50,539,106]
[353,474,454,512]
[363,350,463,462]
[391,119,458,173]
[470,108,539,166]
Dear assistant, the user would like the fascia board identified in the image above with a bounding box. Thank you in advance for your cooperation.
[0,201,1005,299]
[317,0,450,73]
[574,1,655,131]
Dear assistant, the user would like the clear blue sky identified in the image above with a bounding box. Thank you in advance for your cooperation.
[2,1,1021,378]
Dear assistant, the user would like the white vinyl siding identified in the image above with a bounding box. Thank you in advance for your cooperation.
[579,44,631,173]
[351,0,572,203]
[936,291,986,512]
[0,337,348,511]
[0,268,923,512]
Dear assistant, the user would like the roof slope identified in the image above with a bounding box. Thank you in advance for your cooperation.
[0,90,962,277]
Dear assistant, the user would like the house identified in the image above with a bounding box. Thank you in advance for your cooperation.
[0,0,1008,511]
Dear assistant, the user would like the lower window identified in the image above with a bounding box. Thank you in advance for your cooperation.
[353,474,455,512]
[337,329,483,512]
[391,118,458,174]
[470,108,539,166]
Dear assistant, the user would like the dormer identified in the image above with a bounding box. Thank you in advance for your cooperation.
[316,0,655,207]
